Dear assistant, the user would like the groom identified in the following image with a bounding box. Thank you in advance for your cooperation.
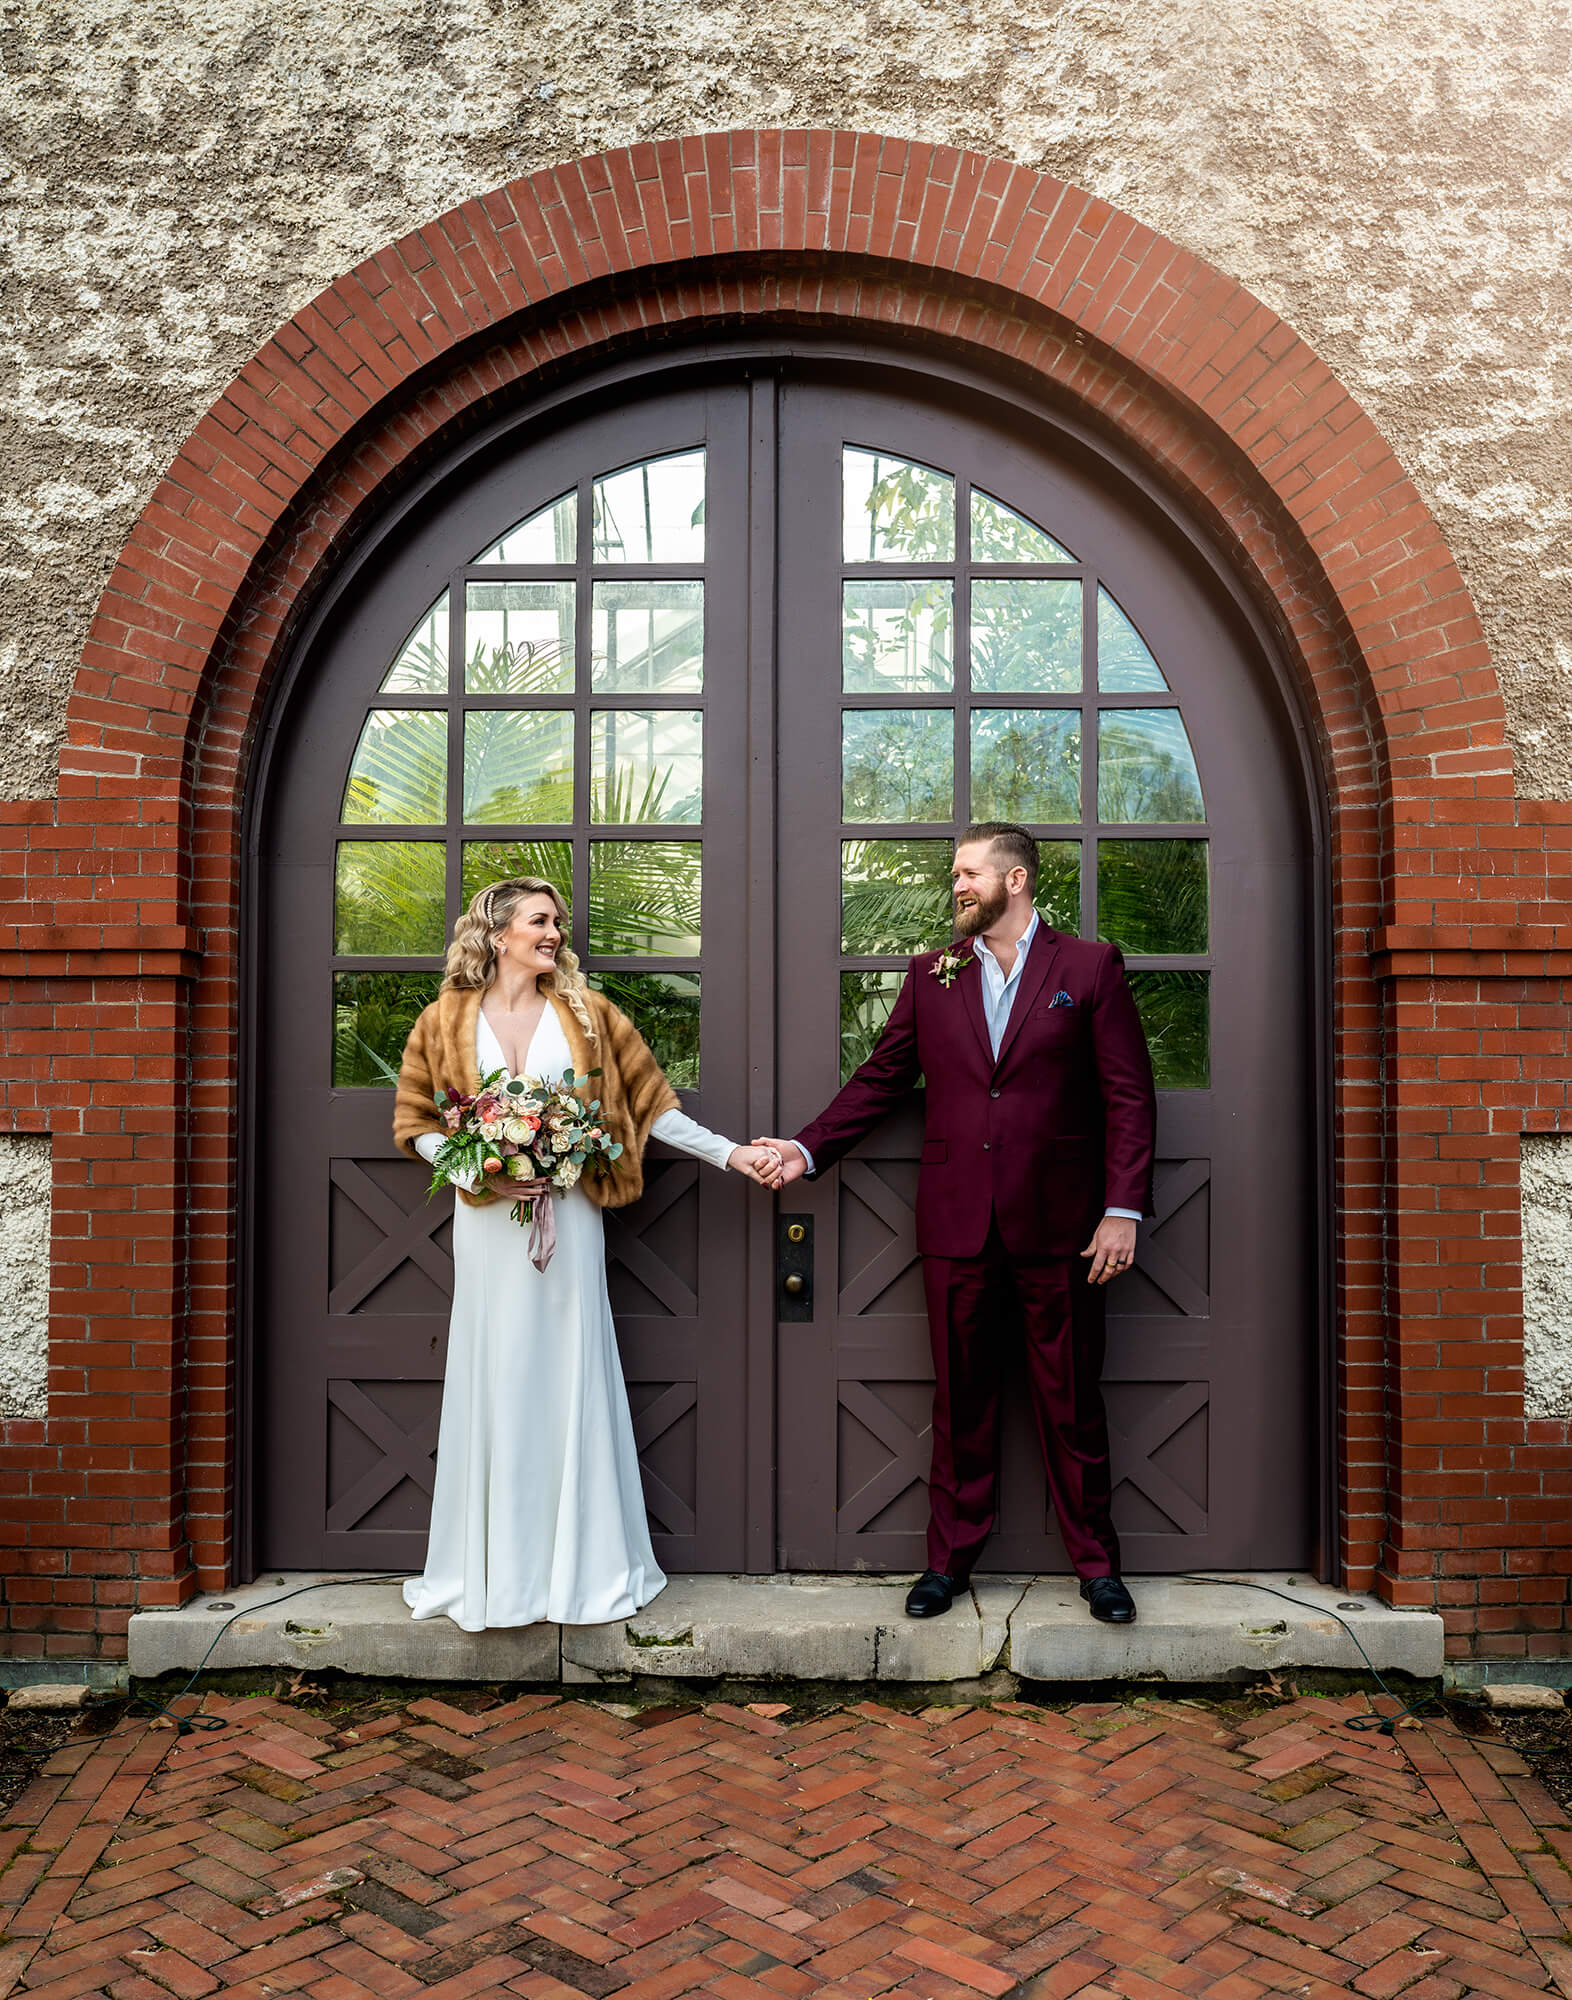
[758,823,1157,1624]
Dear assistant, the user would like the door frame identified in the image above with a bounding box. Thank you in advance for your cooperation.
[236,329,1336,1584]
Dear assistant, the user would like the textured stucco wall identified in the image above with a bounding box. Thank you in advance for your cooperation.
[1523,1134,1572,1419]
[0,1136,50,1420]
[1,0,1570,800]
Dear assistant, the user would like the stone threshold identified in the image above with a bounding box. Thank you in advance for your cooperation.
[126,1570,1443,1684]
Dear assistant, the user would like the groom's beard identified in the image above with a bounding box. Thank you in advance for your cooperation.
[954,881,1008,936]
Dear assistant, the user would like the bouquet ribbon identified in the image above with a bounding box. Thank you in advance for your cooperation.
[526,1192,557,1274]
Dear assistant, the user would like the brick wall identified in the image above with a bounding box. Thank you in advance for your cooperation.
[0,130,1566,1660]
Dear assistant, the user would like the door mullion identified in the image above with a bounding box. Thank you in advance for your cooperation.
[744,373,780,1573]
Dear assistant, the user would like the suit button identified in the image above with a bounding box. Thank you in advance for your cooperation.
[990,1087,1001,1098]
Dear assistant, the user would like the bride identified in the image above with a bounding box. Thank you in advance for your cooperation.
[392,876,781,1631]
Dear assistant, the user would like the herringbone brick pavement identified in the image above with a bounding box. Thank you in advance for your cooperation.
[1,1687,1569,1999]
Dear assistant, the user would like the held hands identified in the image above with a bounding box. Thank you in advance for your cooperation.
[1082,1214,1137,1285]
[751,1138,808,1187]
[728,1144,788,1189]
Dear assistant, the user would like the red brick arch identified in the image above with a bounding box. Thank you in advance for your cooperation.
[4,130,1566,1661]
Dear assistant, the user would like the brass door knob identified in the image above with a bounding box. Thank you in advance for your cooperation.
[783,1274,806,1296]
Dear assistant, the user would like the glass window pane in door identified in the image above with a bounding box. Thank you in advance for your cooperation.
[1097,708,1204,822]
[588,971,702,1087]
[1129,971,1210,1089]
[970,489,1074,563]
[842,581,954,693]
[333,971,441,1087]
[334,841,446,956]
[463,711,575,825]
[465,582,575,693]
[841,839,954,955]
[591,582,704,692]
[842,710,953,823]
[588,840,701,956]
[1097,839,1209,954]
[1035,841,1081,936]
[839,971,908,1081]
[474,491,577,564]
[970,710,1081,822]
[462,840,575,909]
[341,710,446,825]
[593,451,706,562]
[1097,587,1168,693]
[590,710,703,824]
[381,595,448,693]
[843,448,955,562]
[969,579,1082,693]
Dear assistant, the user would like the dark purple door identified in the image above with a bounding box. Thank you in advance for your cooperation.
[254,385,763,1571]
[772,377,1314,1572]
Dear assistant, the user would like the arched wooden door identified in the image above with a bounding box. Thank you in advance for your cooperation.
[250,352,1317,1575]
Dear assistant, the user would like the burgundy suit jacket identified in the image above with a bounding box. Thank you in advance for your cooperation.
[796,927,1157,1260]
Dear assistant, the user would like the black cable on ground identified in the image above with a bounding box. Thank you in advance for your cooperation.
[125,1574,414,1737]
[1177,1573,1439,1734]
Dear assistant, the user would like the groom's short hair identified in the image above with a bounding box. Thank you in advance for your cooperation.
[961,822,1039,895]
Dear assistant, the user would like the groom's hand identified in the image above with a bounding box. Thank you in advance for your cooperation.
[752,1138,808,1186]
[728,1145,786,1188]
[1082,1215,1137,1284]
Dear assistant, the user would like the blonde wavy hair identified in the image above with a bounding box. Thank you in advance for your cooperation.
[442,876,598,1043]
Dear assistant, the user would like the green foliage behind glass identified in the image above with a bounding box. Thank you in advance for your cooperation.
[969,580,1081,693]
[589,841,702,956]
[1098,840,1209,955]
[463,710,575,825]
[844,451,955,562]
[1129,971,1209,1089]
[842,709,954,822]
[333,972,441,1087]
[840,970,911,1080]
[341,710,447,825]
[461,841,574,908]
[589,971,701,1089]
[841,840,954,954]
[335,842,446,956]
[1097,709,1204,823]
[970,709,1081,822]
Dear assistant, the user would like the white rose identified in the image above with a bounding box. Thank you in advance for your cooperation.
[480,1119,504,1142]
[557,1159,582,1189]
[552,1131,572,1152]
[503,1118,529,1143]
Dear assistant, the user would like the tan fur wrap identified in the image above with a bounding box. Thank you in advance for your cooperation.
[392,983,680,1210]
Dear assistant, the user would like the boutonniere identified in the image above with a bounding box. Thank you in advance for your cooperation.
[930,944,976,989]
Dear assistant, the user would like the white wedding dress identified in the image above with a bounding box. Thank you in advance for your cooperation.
[402,1003,735,1631]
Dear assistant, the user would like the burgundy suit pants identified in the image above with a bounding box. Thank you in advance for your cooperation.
[921,1214,1120,1582]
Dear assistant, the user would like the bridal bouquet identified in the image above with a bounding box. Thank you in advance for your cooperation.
[425,1067,624,1271]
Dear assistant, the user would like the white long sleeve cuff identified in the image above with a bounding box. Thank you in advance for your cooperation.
[414,1128,480,1193]
[651,1106,737,1172]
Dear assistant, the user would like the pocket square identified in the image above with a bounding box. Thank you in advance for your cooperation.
[1049,990,1076,1008]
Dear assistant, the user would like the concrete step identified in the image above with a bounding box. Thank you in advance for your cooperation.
[128,1571,1442,1684]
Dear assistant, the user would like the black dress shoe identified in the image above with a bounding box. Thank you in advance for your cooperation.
[1079,1576,1136,1624]
[905,1570,960,1618]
